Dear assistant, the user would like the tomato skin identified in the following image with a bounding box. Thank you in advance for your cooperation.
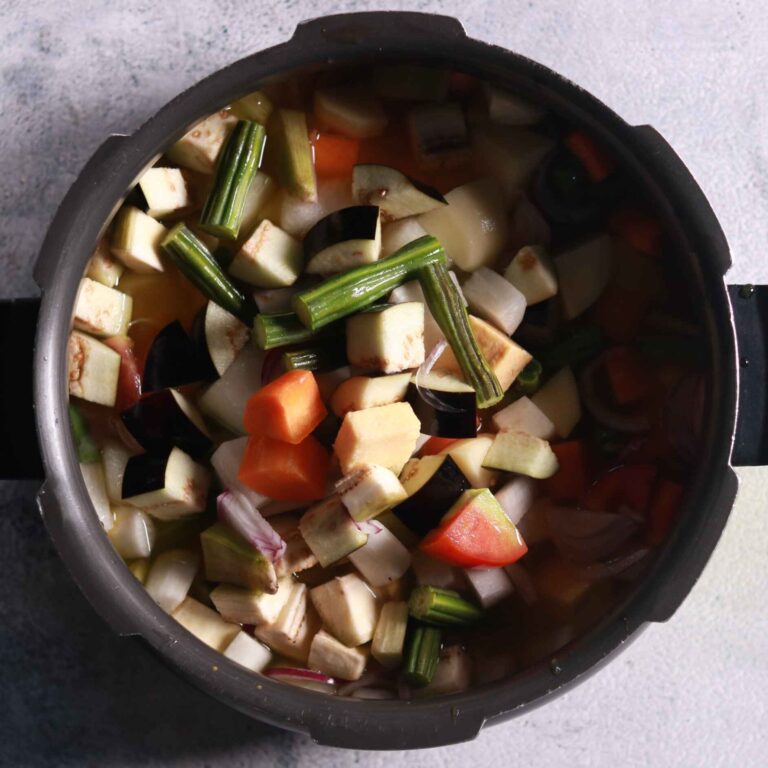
[103,335,142,411]
[420,503,528,568]
[582,464,657,514]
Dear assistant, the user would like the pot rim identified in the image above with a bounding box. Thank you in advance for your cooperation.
[32,11,738,749]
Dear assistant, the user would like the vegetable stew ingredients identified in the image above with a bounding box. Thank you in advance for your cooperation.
[408,586,482,626]
[68,331,121,406]
[73,278,133,338]
[145,549,200,613]
[200,119,266,239]
[201,522,278,592]
[407,372,477,438]
[314,86,388,139]
[504,245,558,305]
[310,130,360,178]
[352,164,446,220]
[555,234,613,319]
[210,578,294,626]
[420,488,528,568]
[298,496,368,567]
[238,434,330,502]
[330,373,411,418]
[293,234,445,330]
[243,370,327,444]
[68,404,99,464]
[337,464,408,521]
[110,206,166,273]
[491,396,555,439]
[217,490,286,562]
[310,574,378,647]
[229,219,303,288]
[196,300,249,377]
[531,366,582,438]
[268,108,317,202]
[348,523,412,586]
[403,624,442,687]
[461,267,527,336]
[138,167,192,219]
[142,320,214,392]
[223,631,272,673]
[371,601,409,670]
[439,435,498,489]
[483,431,559,479]
[172,596,241,651]
[308,629,368,681]
[304,205,381,275]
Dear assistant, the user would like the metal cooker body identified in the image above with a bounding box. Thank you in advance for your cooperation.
[18,11,763,749]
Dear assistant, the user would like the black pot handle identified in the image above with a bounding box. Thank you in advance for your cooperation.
[727,284,768,466]
[0,297,43,478]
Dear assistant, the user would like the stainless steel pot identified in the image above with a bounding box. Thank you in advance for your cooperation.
[1,11,765,750]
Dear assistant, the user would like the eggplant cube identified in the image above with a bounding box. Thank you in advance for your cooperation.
[482,431,559,479]
[338,464,408,521]
[108,505,156,560]
[348,525,412,587]
[172,596,240,651]
[67,331,121,407]
[310,574,378,647]
[229,219,303,288]
[334,401,421,475]
[330,373,411,418]
[531,366,582,438]
[86,236,124,287]
[74,278,133,338]
[165,110,237,174]
[138,167,192,218]
[555,234,613,319]
[504,245,559,305]
[110,206,166,273]
[491,395,556,439]
[121,447,210,519]
[210,578,295,626]
[298,497,368,568]
[308,629,368,681]
[201,522,278,592]
[253,581,314,663]
[223,631,272,673]
[346,303,425,374]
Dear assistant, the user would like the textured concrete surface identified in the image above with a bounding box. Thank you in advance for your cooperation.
[1,1,767,766]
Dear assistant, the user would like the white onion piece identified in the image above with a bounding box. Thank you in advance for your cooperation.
[461,267,527,336]
[504,562,538,605]
[218,490,286,562]
[464,567,515,608]
[544,506,640,564]
[494,476,537,525]
[580,358,649,434]
[210,437,267,509]
[353,519,385,535]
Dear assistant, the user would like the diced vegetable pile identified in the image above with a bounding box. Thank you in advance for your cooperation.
[68,64,705,698]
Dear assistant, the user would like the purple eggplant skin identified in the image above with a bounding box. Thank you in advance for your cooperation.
[406,382,477,438]
[190,307,224,381]
[303,205,380,261]
[121,389,212,459]
[142,320,215,392]
[121,447,173,499]
[392,455,471,536]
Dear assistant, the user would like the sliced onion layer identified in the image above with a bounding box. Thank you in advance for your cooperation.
[217,490,286,562]
[264,667,337,693]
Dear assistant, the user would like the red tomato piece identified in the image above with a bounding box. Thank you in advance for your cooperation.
[103,335,142,411]
[582,464,657,515]
[545,440,590,502]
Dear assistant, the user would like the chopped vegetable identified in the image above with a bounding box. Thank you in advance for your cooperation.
[464,566,515,609]
[408,102,470,169]
[610,207,663,257]
[210,578,294,626]
[492,396,555,439]
[238,434,330,502]
[253,582,314,662]
[418,266,504,407]
[531,366,582,438]
[201,521,278,592]
[413,645,472,697]
[330,373,410,418]
[334,401,421,476]
[371,601,409,670]
[166,110,236,174]
[309,130,360,178]
[408,585,482,626]
[504,245,558,305]
[337,464,408,521]
[493,476,537,525]
[293,234,445,330]
[223,631,272,672]
[68,331,121,406]
[603,347,652,405]
[101,440,135,502]
[298,496,368,567]
[108,506,156,560]
[352,164,446,220]
[110,206,166,273]
[310,574,378,646]
[121,447,210,519]
[172,596,241,651]
[229,219,303,288]
[80,461,113,530]
[142,320,213,392]
[418,179,507,271]
[217,490,286,562]
[348,523,412,586]
[103,335,142,411]
[483,83,544,125]
[308,630,368,681]
[461,267,526,336]
[314,86,387,139]
[243,370,327,444]
[268,108,317,202]
[346,302,425,374]
[545,440,590,502]
[555,234,613,319]
[483,431,559,479]
[73,278,133,338]
[380,217,429,259]
[407,373,477,438]
[121,388,211,459]
[138,167,192,219]
[161,223,251,322]
[394,455,471,536]
[439,435,498,489]
[281,341,347,373]
[304,205,381,275]
[403,624,442,687]
[511,359,543,398]
[68,404,99,464]
[231,90,273,124]
[86,236,124,287]
[583,464,657,515]
[420,488,528,568]
[145,549,200,613]
[198,344,264,434]
[195,300,249,377]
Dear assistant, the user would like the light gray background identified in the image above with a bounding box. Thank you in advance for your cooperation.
[1,1,766,766]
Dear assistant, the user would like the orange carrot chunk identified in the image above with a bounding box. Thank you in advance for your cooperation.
[244,370,327,444]
[545,440,589,502]
[565,129,616,182]
[238,434,330,502]
[646,480,684,546]
[610,207,664,257]
[603,347,652,406]
[309,129,360,178]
